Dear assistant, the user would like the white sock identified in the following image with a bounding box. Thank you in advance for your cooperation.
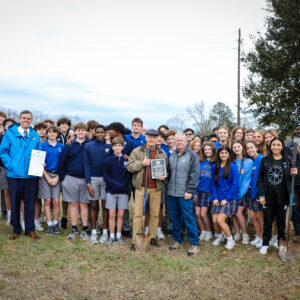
[7,210,11,217]
[103,229,108,234]
[145,226,149,231]
[92,229,97,235]
[201,230,205,234]
[217,234,223,238]
[157,227,162,232]
[110,233,115,239]
[47,221,53,226]
[34,219,40,225]
[116,232,121,239]
[206,231,211,234]
[53,220,58,225]
[227,236,233,241]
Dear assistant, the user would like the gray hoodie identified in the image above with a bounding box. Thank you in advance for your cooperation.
[167,147,200,197]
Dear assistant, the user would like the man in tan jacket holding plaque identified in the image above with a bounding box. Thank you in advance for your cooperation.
[127,129,168,251]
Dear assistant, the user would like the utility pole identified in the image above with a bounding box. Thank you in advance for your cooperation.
[237,28,241,126]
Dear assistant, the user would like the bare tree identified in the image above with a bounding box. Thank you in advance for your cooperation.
[186,101,214,136]
[166,114,187,132]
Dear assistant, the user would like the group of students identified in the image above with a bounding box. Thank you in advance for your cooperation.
[0,110,299,257]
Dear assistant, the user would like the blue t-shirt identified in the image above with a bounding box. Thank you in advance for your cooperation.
[42,141,64,172]
[196,160,213,193]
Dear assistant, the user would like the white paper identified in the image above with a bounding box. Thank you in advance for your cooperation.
[28,150,46,177]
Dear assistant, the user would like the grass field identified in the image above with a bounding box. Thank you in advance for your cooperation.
[0,213,299,300]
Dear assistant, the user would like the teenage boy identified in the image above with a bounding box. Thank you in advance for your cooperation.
[43,119,55,128]
[127,129,168,251]
[125,117,146,147]
[0,111,7,135]
[103,137,132,245]
[0,118,17,225]
[58,122,90,240]
[33,122,48,231]
[165,130,177,156]
[244,128,255,142]
[39,126,64,235]
[0,110,42,240]
[183,128,195,143]
[87,120,100,140]
[84,125,111,244]
[57,117,72,229]
[109,122,135,238]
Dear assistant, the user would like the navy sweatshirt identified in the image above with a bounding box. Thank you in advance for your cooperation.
[83,139,111,183]
[103,154,132,194]
[58,138,89,181]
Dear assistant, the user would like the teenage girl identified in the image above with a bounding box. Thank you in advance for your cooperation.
[246,141,264,248]
[211,145,239,250]
[231,140,253,244]
[193,142,217,241]
[253,130,268,155]
[230,126,245,145]
[264,129,277,148]
[215,126,231,150]
[257,137,298,255]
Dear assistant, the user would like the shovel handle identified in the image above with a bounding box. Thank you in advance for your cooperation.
[143,148,151,214]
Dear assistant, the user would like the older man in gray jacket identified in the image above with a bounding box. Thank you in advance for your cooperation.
[168,133,200,255]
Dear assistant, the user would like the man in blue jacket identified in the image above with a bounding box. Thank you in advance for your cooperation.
[0,110,42,240]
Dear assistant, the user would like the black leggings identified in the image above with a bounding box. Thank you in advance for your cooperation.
[263,204,287,246]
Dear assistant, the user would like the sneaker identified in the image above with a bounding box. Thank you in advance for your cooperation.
[90,233,99,245]
[242,234,250,245]
[255,239,263,248]
[53,223,61,235]
[199,232,206,241]
[204,232,213,241]
[96,221,100,235]
[68,229,78,240]
[157,230,165,240]
[145,227,149,235]
[35,221,44,231]
[269,235,279,249]
[259,245,269,255]
[225,239,235,250]
[106,237,115,246]
[187,245,199,256]
[250,236,260,246]
[6,215,11,226]
[169,241,181,250]
[80,231,90,241]
[20,217,25,231]
[46,225,55,236]
[61,217,67,230]
[99,232,108,244]
[233,233,241,241]
[212,235,224,246]
[116,237,126,245]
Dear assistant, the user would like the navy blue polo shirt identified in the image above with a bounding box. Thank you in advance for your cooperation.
[125,133,146,148]
[42,140,64,172]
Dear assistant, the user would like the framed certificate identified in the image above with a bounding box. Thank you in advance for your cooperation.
[151,159,166,179]
[28,150,46,177]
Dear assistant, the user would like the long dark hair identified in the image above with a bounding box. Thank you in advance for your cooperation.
[268,137,290,166]
[214,145,233,181]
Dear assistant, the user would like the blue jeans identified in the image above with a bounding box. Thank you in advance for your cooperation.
[168,195,199,245]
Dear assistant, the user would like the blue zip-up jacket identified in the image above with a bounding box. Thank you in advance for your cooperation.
[196,160,214,194]
[0,123,42,178]
[249,154,263,200]
[211,162,239,202]
[103,154,132,194]
[84,139,111,183]
[58,138,90,181]
[125,133,146,148]
[235,158,253,200]
[160,143,170,157]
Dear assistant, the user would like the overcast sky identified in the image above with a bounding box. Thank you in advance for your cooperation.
[0,0,268,128]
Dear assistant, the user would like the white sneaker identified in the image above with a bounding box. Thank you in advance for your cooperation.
[250,236,259,246]
[156,230,165,240]
[259,245,269,255]
[214,232,218,238]
[99,232,108,244]
[269,235,279,249]
[35,220,44,231]
[90,233,99,245]
[255,239,263,248]
[199,232,206,241]
[80,231,90,241]
[225,239,235,250]
[204,232,213,241]
[212,235,224,246]
[20,216,25,231]
[242,234,250,245]
[234,233,241,241]
[6,215,11,226]
[145,227,149,235]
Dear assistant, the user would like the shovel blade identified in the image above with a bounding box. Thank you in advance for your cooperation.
[135,233,151,253]
[278,240,298,261]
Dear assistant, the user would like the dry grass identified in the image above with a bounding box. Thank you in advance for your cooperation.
[0,213,299,300]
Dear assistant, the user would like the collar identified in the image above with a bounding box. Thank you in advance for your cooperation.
[18,125,30,136]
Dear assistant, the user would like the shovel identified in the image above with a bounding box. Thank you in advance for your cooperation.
[135,148,151,253]
[279,136,300,261]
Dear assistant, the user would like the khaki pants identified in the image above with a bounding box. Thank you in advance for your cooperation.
[132,187,161,243]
